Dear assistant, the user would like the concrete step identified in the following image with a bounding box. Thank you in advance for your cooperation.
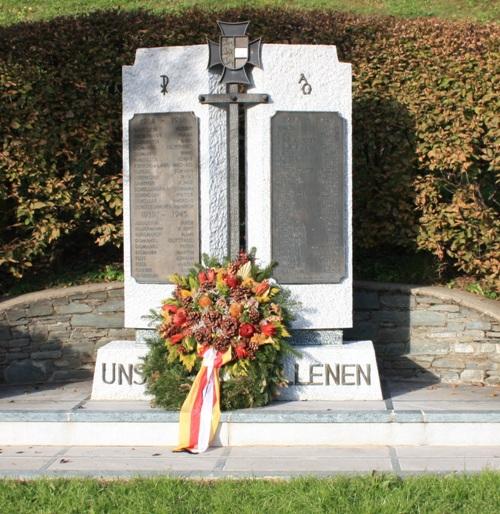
[1,405,500,447]
[1,379,499,447]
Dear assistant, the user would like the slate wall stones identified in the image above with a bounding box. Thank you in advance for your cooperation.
[0,283,133,384]
[345,283,500,385]
[2,282,498,385]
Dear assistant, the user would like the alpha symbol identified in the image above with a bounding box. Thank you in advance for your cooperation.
[208,21,262,85]
[299,74,312,95]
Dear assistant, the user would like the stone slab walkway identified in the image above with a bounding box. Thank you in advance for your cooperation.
[1,379,499,413]
[0,379,499,476]
[0,445,499,478]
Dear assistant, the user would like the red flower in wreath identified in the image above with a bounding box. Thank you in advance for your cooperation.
[170,332,185,345]
[235,344,249,359]
[162,304,178,314]
[173,308,187,327]
[261,322,276,337]
[239,323,255,338]
[254,280,270,296]
[224,274,239,289]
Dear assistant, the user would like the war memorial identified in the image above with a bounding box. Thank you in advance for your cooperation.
[0,18,499,470]
[90,20,382,410]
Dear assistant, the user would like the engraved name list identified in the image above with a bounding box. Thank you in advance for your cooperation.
[130,113,200,283]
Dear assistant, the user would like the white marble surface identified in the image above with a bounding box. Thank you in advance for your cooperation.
[2,421,500,447]
[246,45,353,329]
[123,45,227,328]
[91,341,151,400]
[123,44,353,330]
[280,340,382,401]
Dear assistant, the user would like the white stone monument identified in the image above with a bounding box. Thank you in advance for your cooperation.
[93,45,228,399]
[92,23,382,401]
[245,44,381,400]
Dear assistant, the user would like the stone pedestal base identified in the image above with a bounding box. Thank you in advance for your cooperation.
[91,340,382,402]
[91,341,150,400]
[279,340,383,401]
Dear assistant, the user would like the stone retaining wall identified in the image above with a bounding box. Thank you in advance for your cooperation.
[345,282,500,385]
[0,283,133,383]
[1,281,499,385]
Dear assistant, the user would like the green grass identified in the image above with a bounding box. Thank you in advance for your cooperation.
[0,474,499,513]
[447,279,499,300]
[0,0,498,26]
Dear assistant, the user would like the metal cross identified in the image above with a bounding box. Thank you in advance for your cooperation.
[199,21,269,258]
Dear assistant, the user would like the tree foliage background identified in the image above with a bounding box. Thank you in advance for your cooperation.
[0,9,498,290]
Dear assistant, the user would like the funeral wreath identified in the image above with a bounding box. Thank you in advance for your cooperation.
[142,250,296,411]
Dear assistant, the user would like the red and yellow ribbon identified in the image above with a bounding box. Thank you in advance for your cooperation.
[174,347,232,453]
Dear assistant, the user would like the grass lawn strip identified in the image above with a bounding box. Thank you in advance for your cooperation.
[0,473,499,513]
[0,0,498,26]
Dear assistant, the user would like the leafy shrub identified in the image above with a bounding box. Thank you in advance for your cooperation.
[0,9,498,288]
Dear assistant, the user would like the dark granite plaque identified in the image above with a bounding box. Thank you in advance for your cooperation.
[271,111,346,284]
[130,112,199,283]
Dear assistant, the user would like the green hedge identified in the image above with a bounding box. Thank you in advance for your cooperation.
[0,9,498,288]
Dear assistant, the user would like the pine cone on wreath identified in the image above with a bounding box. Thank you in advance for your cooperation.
[186,310,201,323]
[231,286,250,303]
[236,250,250,266]
[213,335,230,353]
[193,326,211,343]
[220,316,238,337]
[248,308,260,323]
[247,340,259,356]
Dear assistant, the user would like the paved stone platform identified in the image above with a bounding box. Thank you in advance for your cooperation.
[2,379,499,413]
[0,445,499,478]
[0,380,499,468]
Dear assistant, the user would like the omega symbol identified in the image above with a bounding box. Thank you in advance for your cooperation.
[299,74,312,95]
